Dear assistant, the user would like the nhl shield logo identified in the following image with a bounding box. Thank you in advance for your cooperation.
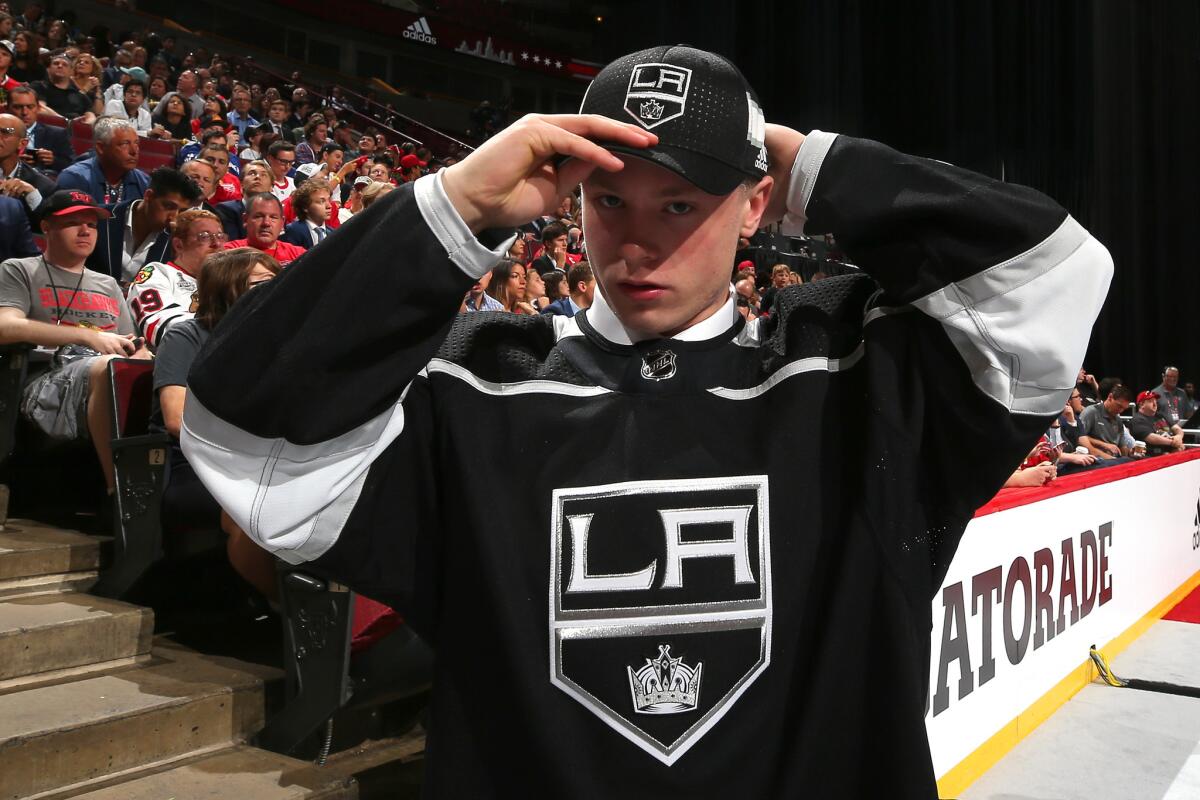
[640,348,677,381]
[624,62,692,130]
[549,476,772,765]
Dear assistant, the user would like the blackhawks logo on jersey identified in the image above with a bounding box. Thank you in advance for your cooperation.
[132,265,155,285]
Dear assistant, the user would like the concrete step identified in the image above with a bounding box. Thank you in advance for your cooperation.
[0,592,153,683]
[0,569,99,600]
[47,745,357,800]
[0,521,102,585]
[0,645,281,800]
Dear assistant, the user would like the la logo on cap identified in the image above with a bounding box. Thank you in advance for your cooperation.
[624,62,692,130]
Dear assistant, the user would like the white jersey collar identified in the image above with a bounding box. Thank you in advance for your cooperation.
[586,285,739,345]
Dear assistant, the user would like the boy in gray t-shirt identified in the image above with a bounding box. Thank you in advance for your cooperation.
[0,190,150,495]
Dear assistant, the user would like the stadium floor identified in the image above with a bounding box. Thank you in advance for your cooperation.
[961,605,1200,799]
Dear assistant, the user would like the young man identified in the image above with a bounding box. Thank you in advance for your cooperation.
[1079,384,1134,459]
[267,140,297,201]
[0,190,150,494]
[1128,390,1185,456]
[200,143,242,204]
[55,117,149,205]
[280,179,333,250]
[29,52,93,123]
[224,192,305,265]
[128,208,224,347]
[86,166,201,281]
[7,84,73,176]
[541,261,594,317]
[181,46,1112,796]
[530,220,574,275]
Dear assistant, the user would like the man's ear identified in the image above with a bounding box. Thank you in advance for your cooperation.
[739,175,774,239]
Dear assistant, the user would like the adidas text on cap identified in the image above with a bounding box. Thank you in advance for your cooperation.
[579,44,769,195]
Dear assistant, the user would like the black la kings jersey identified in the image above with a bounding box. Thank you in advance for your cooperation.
[182,131,1113,797]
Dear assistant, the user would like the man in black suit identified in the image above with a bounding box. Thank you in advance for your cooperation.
[0,112,54,224]
[86,167,200,282]
[263,99,296,144]
[7,85,74,176]
[0,195,38,260]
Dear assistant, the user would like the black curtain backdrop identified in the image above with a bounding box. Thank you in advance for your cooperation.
[601,1,1200,392]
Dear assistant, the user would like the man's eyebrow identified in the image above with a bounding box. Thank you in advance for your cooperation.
[584,176,698,199]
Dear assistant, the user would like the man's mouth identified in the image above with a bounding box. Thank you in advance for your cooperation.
[616,280,667,302]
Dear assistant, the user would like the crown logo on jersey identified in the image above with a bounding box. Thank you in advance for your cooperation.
[639,99,665,121]
[627,645,703,715]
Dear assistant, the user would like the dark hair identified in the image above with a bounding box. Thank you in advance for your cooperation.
[199,128,227,146]
[244,192,283,216]
[485,258,525,311]
[541,221,568,244]
[320,142,343,156]
[8,83,37,102]
[194,247,281,329]
[1097,377,1124,402]
[543,270,567,300]
[567,261,593,290]
[148,166,202,204]
[268,140,295,158]
[1109,384,1133,402]
[303,116,326,139]
[372,152,394,168]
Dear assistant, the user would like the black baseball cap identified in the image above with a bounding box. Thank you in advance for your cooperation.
[39,190,113,221]
[579,44,769,195]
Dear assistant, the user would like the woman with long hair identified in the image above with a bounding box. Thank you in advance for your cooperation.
[295,115,328,165]
[153,247,281,597]
[9,30,44,83]
[45,19,71,50]
[70,53,103,117]
[542,269,568,305]
[151,92,191,141]
[146,75,167,110]
[485,259,537,315]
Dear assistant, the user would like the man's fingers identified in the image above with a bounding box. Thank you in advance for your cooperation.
[556,158,599,193]
[539,114,658,149]
[537,125,628,173]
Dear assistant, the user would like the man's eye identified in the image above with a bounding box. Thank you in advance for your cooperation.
[665,201,692,215]
[596,195,622,209]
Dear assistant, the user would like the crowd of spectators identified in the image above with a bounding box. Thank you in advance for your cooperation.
[0,0,1194,604]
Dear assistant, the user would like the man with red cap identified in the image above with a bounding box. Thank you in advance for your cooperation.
[0,189,149,495]
[1128,389,1185,455]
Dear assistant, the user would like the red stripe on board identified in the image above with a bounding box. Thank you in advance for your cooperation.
[973,449,1200,519]
[1164,582,1200,624]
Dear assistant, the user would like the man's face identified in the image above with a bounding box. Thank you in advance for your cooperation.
[123,84,145,106]
[245,198,282,248]
[269,103,288,123]
[771,268,789,289]
[1104,394,1131,416]
[232,91,251,112]
[547,234,568,257]
[174,217,224,263]
[306,189,331,224]
[358,136,375,153]
[43,211,101,260]
[203,149,229,179]
[0,113,24,159]
[269,149,295,181]
[312,123,328,142]
[45,55,70,82]
[1068,389,1083,413]
[143,189,187,229]
[469,269,492,298]
[368,163,389,182]
[98,128,139,173]
[323,149,343,172]
[1164,369,1179,391]
[1186,382,1195,399]
[1139,396,1158,416]
[241,163,272,194]
[181,161,215,199]
[7,93,35,126]
[177,72,196,94]
[581,156,770,338]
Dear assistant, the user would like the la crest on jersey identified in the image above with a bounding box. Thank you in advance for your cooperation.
[549,476,772,765]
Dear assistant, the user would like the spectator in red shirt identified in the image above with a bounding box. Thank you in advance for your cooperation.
[202,143,242,204]
[224,192,305,265]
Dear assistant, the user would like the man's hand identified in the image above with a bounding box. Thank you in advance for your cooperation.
[1011,462,1056,487]
[1062,402,1076,424]
[83,330,140,356]
[0,178,34,198]
[1060,451,1096,466]
[32,148,54,166]
[761,124,806,227]
[440,114,657,234]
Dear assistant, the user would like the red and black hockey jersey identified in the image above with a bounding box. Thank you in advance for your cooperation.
[181,131,1112,797]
